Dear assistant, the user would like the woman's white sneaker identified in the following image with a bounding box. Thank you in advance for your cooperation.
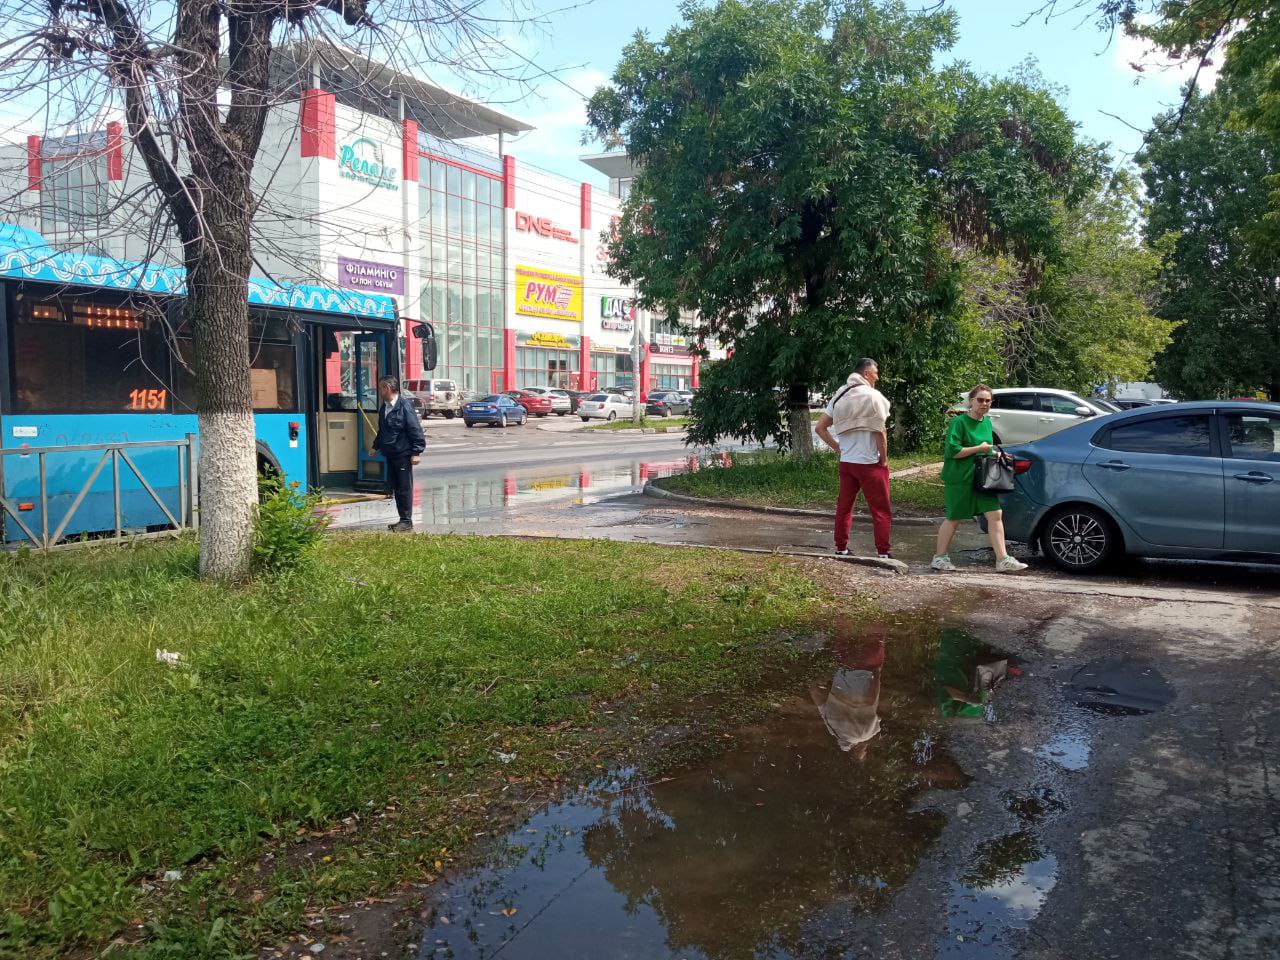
[930,555,957,572]
[996,555,1028,573]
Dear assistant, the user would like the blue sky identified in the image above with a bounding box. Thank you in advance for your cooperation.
[480,0,1211,186]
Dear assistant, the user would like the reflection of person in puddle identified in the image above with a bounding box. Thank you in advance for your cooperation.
[935,628,1007,718]
[810,623,886,760]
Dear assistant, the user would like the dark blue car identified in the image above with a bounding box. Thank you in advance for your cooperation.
[1001,401,1280,572]
[462,394,528,428]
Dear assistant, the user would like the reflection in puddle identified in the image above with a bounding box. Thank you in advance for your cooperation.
[945,831,1059,958]
[417,619,1021,960]
[1036,728,1091,771]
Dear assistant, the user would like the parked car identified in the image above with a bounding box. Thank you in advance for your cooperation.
[520,386,572,416]
[563,390,594,413]
[949,388,1115,446]
[401,389,426,418]
[645,390,691,417]
[462,394,528,428]
[605,386,636,399]
[675,389,695,405]
[504,389,553,417]
[1001,401,1280,573]
[403,378,462,418]
[579,393,635,421]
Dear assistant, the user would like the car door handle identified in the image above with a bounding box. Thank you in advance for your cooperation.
[1233,472,1274,483]
[1096,461,1131,471]
[989,414,1000,419]
[1037,417,1055,422]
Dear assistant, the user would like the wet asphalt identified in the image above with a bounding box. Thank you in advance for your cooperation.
[322,422,1280,960]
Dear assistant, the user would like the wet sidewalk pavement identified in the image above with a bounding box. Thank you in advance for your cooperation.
[326,452,995,568]
[401,599,1280,960]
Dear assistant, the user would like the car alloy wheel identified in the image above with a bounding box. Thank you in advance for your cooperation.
[1041,505,1115,573]
[607,411,616,421]
[500,413,507,428]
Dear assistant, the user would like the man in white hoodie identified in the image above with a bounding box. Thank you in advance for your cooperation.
[814,358,893,558]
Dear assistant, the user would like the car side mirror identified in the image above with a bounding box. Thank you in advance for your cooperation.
[1074,406,1095,418]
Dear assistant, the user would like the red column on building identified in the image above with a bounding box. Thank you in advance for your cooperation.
[579,336,591,391]
[639,344,652,401]
[300,89,336,159]
[402,118,419,182]
[26,135,40,191]
[691,356,700,389]
[105,122,123,181]
[503,329,517,392]
[503,155,516,208]
[580,183,592,229]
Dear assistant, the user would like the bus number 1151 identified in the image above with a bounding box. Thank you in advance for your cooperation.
[128,389,168,411]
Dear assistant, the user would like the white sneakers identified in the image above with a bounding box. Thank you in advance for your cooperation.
[931,554,1029,573]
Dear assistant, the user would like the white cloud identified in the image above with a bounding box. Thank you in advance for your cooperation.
[1111,27,1221,90]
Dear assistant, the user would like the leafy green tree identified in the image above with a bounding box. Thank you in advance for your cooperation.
[1018,174,1173,393]
[588,0,1095,456]
[1139,88,1280,400]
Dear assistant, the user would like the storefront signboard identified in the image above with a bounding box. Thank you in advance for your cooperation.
[651,342,692,357]
[338,256,405,295]
[338,137,398,191]
[515,212,578,244]
[515,264,583,322]
[600,296,635,332]
[518,331,581,349]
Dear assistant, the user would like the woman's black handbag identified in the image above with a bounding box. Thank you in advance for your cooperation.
[972,448,1016,494]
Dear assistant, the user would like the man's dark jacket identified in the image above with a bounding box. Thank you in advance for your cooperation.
[372,396,426,457]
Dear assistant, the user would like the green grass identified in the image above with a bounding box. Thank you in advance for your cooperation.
[582,416,689,431]
[659,450,946,512]
[0,535,851,958]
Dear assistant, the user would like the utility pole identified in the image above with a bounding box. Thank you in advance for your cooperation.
[631,307,643,424]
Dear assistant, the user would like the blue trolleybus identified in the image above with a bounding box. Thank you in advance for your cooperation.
[0,223,433,546]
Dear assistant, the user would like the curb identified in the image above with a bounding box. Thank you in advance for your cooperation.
[642,481,941,526]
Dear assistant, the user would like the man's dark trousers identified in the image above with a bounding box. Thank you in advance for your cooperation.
[386,455,414,524]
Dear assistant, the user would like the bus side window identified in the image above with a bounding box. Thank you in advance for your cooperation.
[170,319,298,412]
[11,291,170,414]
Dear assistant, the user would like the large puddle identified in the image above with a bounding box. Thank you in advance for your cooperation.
[418,620,1029,960]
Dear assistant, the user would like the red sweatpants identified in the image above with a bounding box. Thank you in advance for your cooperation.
[835,461,892,555]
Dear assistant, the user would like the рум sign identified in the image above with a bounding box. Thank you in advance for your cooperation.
[515,264,583,322]
[338,256,405,295]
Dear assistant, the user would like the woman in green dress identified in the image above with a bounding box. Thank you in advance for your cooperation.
[931,384,1028,573]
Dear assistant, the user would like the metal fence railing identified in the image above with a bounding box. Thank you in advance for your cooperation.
[0,434,199,550]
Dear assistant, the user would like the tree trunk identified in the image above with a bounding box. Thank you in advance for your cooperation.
[787,381,814,459]
[187,209,257,580]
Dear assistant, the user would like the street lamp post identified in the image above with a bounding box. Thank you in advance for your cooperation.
[632,309,643,424]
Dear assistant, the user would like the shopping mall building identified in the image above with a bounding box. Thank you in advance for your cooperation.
[1,42,713,397]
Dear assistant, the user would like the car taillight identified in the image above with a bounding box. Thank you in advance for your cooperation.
[1013,459,1033,475]
[487,405,497,412]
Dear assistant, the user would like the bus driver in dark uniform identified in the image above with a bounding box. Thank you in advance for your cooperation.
[372,375,426,532]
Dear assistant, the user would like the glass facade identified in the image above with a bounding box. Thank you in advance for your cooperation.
[419,158,505,394]
[592,351,635,390]
[515,346,579,389]
[40,154,108,228]
[650,362,692,391]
